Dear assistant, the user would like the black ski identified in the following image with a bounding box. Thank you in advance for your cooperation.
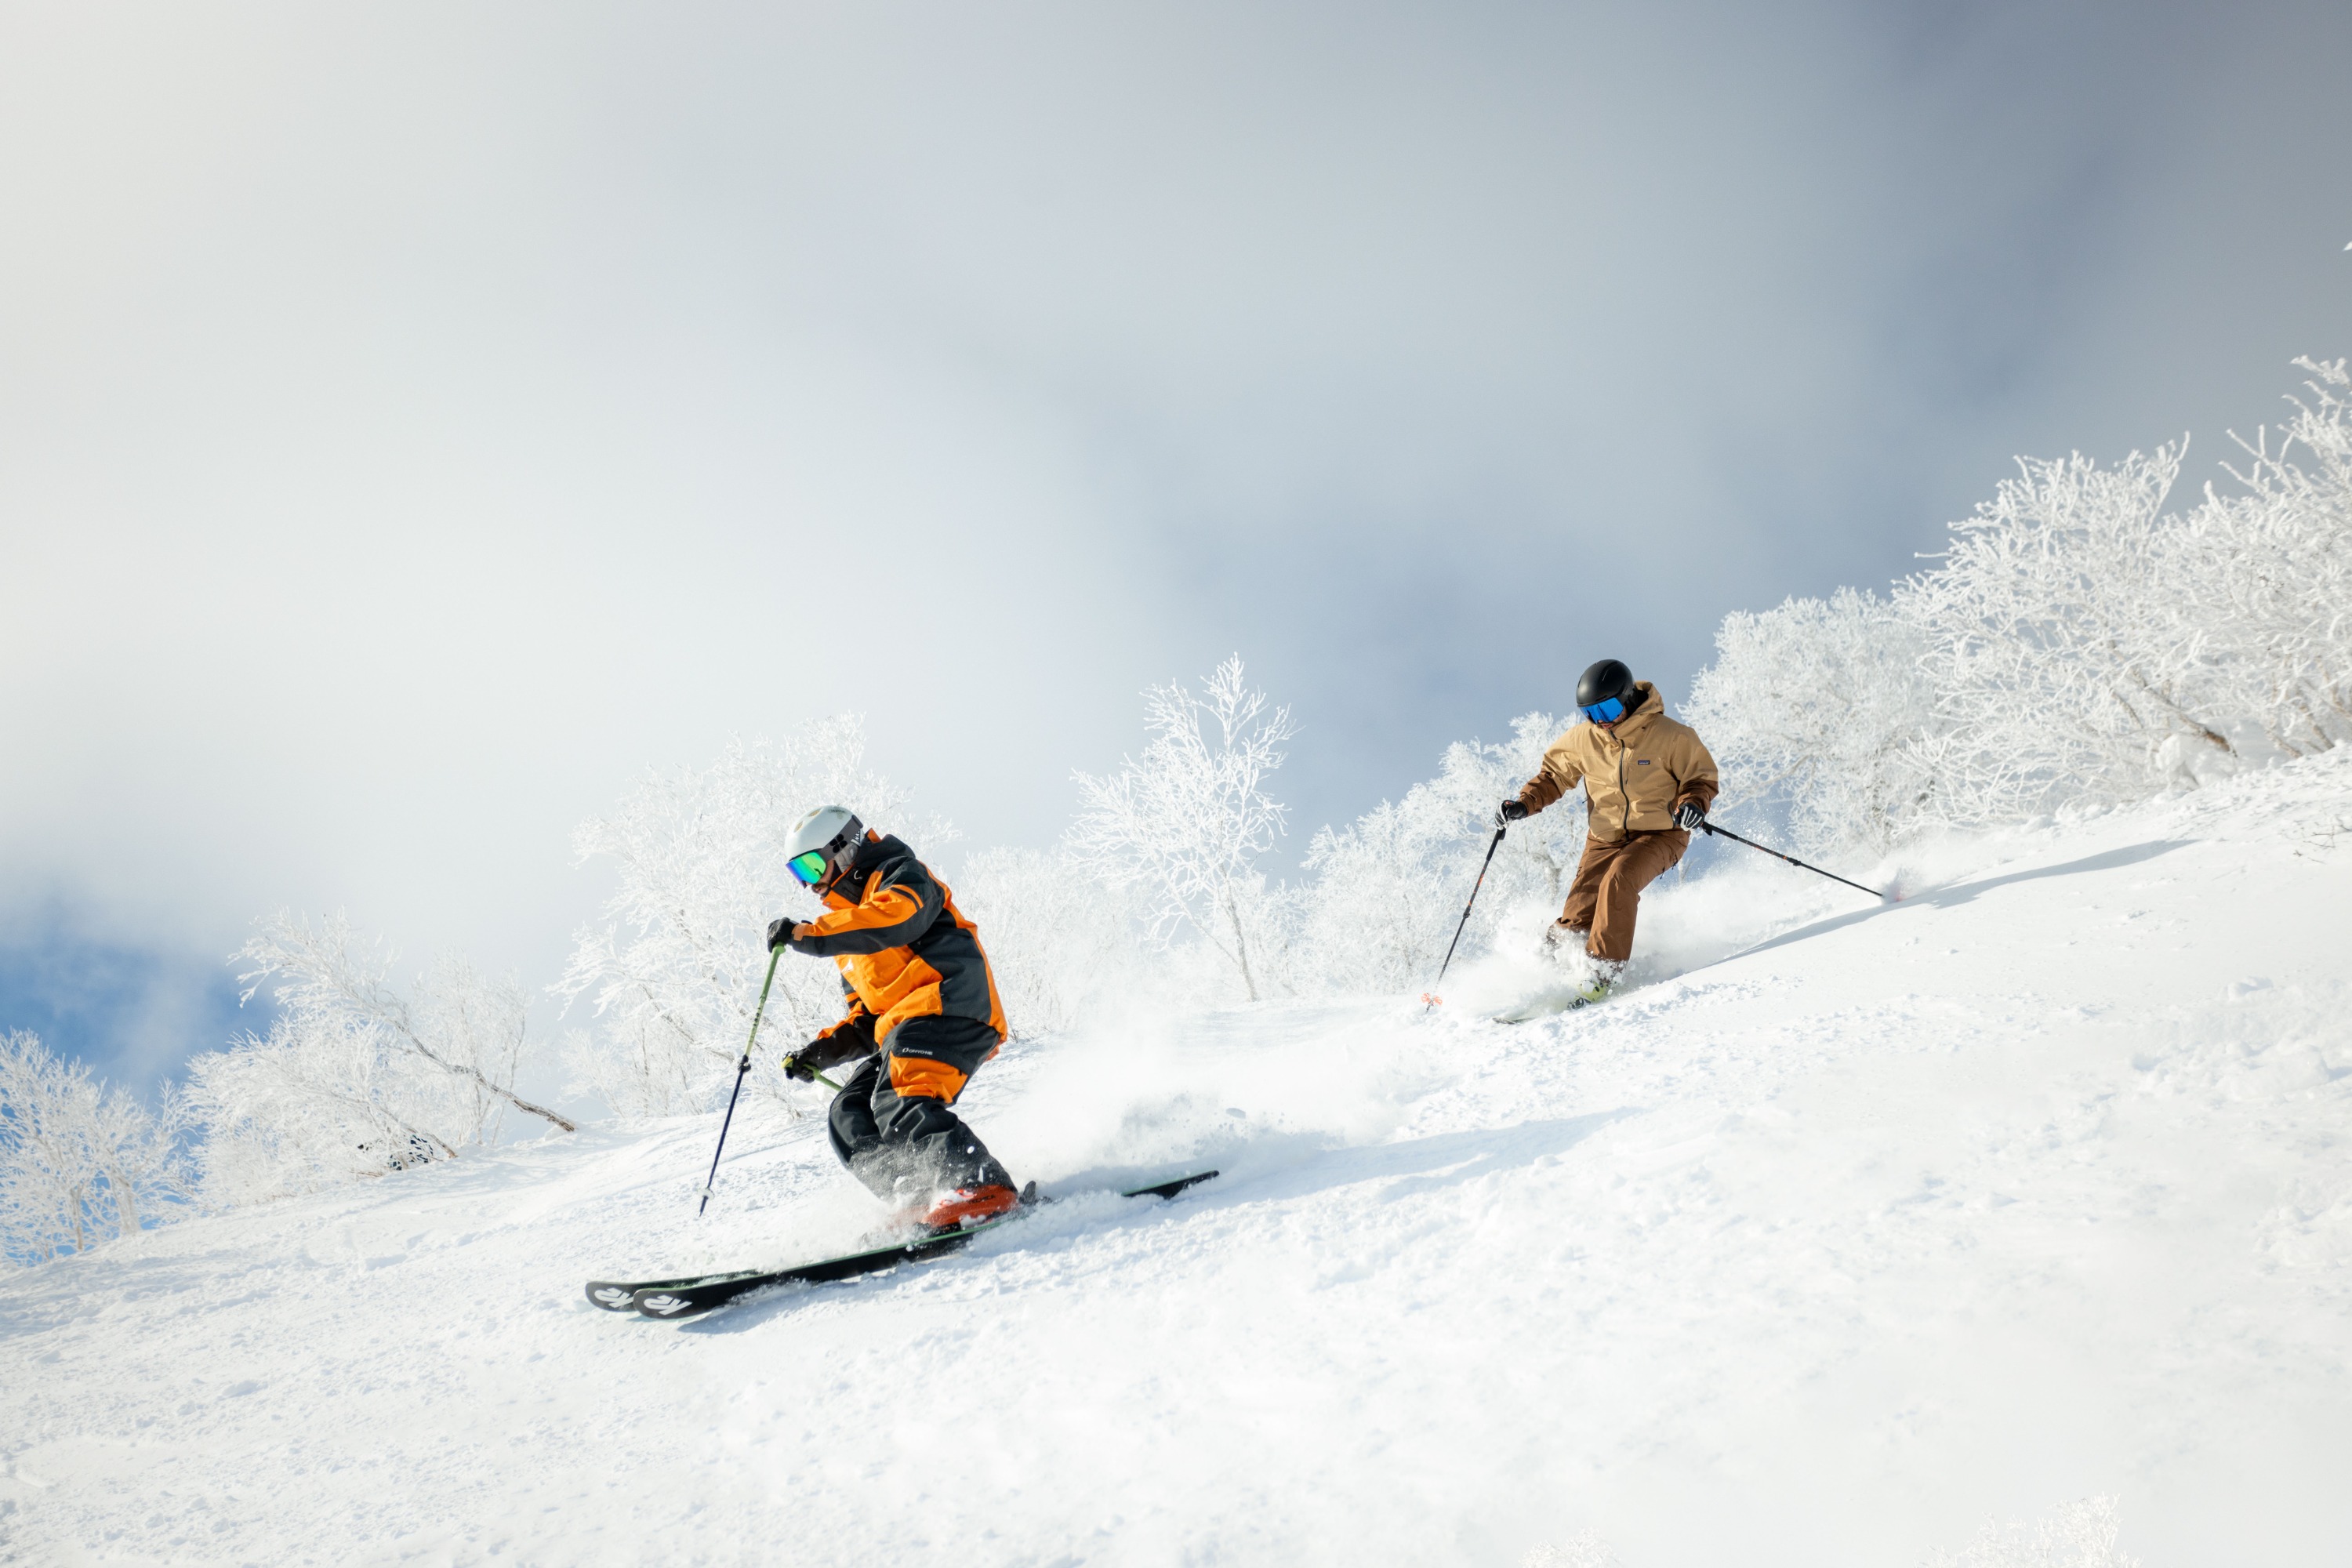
[1118,1170,1218,1201]
[586,1270,764,1312]
[630,1214,1011,1317]
[603,1170,1219,1320]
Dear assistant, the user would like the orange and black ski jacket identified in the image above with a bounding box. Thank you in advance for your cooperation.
[790,832,1007,1057]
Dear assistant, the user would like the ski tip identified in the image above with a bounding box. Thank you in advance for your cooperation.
[1122,1170,1219,1201]
[585,1282,640,1312]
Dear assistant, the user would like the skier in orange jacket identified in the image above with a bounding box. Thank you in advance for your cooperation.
[768,806,1020,1229]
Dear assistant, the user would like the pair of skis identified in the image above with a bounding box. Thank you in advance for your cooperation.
[1490,985,1613,1024]
[586,1171,1218,1320]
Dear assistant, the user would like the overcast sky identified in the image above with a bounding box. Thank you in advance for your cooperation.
[4,0,2348,1091]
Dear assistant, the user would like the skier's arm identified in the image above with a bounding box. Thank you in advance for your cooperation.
[791,863,946,956]
[786,996,880,1078]
[1669,728,1721,815]
[815,989,878,1046]
[1515,733,1584,814]
[791,1029,876,1074]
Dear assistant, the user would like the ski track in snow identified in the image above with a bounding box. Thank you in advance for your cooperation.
[5,757,2352,1566]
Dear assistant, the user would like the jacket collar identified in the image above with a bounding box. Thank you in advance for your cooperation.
[1591,680,1664,745]
[819,831,882,899]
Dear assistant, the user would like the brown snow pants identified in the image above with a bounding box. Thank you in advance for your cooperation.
[1555,829,1690,963]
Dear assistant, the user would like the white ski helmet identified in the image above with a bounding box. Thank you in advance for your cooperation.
[783,805,864,886]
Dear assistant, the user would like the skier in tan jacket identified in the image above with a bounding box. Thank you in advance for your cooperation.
[1500,659,1719,998]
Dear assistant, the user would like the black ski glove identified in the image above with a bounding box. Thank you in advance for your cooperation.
[1497,798,1530,824]
[766,916,801,950]
[1673,800,1707,832]
[783,1033,869,1083]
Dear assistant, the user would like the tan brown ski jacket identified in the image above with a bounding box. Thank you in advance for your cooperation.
[1516,681,1721,844]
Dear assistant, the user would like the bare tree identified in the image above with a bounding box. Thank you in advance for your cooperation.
[1072,656,1297,1001]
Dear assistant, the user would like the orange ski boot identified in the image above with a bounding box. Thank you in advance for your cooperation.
[923,1184,1021,1230]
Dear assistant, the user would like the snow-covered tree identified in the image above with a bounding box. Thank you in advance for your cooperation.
[1,1030,189,1261]
[1071,656,1297,1002]
[1896,441,2237,825]
[1424,712,1593,919]
[557,718,931,1116]
[2,1029,102,1259]
[1927,1494,2140,1568]
[1685,589,1936,856]
[1300,795,1460,995]
[184,916,566,1207]
[87,1078,193,1239]
[1299,713,1582,993]
[187,1013,449,1204]
[1682,355,2350,846]
[951,845,1149,1038]
[240,913,568,1141]
[2183,357,2352,757]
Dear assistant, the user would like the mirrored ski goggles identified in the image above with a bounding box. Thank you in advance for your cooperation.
[787,850,830,885]
[1581,695,1628,724]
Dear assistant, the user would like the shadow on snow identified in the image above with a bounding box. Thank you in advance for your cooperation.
[671,1110,1633,1334]
[1723,839,2192,965]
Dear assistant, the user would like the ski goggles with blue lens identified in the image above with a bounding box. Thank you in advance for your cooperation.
[1581,695,1628,724]
[787,850,830,885]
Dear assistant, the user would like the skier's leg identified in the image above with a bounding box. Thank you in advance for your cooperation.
[872,1015,1014,1196]
[826,1056,903,1202]
[1587,829,1690,963]
[1553,835,1616,947]
[1552,841,1628,949]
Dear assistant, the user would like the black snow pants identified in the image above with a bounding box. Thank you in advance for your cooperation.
[826,1014,1014,1204]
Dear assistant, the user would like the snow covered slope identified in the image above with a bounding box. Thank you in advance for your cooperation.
[7,756,2351,1566]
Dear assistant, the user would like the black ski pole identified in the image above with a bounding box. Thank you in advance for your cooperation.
[699,946,782,1215]
[1431,824,1507,993]
[1700,822,1890,902]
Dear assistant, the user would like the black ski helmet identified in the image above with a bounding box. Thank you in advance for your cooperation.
[1575,659,1635,711]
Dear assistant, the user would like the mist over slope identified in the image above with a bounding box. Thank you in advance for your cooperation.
[5,753,2349,1566]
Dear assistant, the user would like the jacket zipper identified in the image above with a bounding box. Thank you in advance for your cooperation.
[1617,739,1629,840]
